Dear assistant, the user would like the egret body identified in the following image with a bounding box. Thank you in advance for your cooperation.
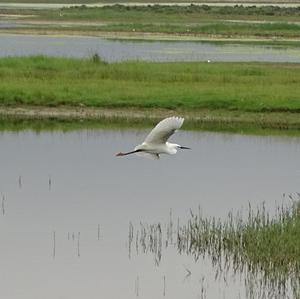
[116,116,190,159]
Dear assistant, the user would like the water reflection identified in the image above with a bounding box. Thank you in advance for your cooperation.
[0,129,300,298]
[0,34,299,63]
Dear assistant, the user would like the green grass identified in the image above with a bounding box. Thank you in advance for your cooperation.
[18,23,300,40]
[39,21,300,38]
[59,5,300,21]
[0,56,300,113]
[20,5,300,22]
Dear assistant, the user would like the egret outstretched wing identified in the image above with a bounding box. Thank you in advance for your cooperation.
[144,117,184,145]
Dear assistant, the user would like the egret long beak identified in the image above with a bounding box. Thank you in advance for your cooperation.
[179,146,191,150]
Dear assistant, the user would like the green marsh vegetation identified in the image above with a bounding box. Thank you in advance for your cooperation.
[32,21,300,39]
[22,5,300,22]
[0,56,299,112]
[130,197,300,298]
[0,56,300,131]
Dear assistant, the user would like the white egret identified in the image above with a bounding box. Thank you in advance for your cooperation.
[116,116,190,159]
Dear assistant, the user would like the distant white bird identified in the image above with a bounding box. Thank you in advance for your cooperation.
[116,116,190,159]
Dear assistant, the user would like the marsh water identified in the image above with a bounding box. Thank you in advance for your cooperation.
[1,34,300,63]
[0,127,300,299]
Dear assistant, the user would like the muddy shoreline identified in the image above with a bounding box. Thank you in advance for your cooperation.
[1,106,300,132]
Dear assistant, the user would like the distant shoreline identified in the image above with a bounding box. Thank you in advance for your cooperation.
[1,4,299,43]
[1,106,300,133]
[0,2,300,9]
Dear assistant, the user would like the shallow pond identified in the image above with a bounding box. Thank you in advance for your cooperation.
[0,34,300,63]
[0,128,300,298]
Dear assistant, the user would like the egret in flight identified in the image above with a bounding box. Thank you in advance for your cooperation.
[116,116,190,159]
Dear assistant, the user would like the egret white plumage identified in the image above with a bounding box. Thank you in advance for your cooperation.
[116,116,190,159]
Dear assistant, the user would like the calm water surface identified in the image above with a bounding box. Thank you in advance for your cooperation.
[0,128,300,298]
[0,34,300,63]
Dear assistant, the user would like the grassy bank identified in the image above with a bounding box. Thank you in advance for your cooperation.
[17,22,300,39]
[0,56,300,131]
[2,106,300,134]
[0,56,299,112]
[41,5,300,22]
